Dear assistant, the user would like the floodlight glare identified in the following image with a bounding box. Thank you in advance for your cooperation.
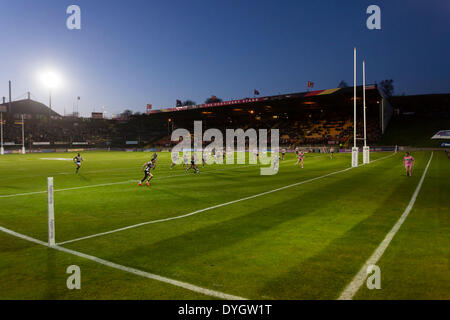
[41,71,61,89]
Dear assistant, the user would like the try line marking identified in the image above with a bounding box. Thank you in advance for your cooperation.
[338,151,434,300]
[58,152,396,245]
[0,225,246,300]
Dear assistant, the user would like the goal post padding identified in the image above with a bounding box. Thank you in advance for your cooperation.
[363,146,370,164]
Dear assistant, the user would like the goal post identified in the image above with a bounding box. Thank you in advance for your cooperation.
[363,146,370,164]
[47,177,56,247]
[352,147,359,167]
[351,48,359,168]
[362,60,370,164]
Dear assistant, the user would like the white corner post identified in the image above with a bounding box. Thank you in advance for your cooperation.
[0,112,4,155]
[47,177,56,247]
[21,114,25,155]
[351,48,359,167]
[362,61,370,164]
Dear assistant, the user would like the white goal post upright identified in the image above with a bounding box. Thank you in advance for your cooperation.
[47,177,56,247]
[21,114,25,155]
[363,60,370,164]
[0,112,4,155]
[351,48,359,167]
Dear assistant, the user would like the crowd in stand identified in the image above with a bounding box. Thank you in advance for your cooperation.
[1,109,382,149]
[152,112,381,149]
[2,116,112,146]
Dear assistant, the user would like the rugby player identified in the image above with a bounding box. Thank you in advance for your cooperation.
[404,152,415,176]
[185,155,199,174]
[202,152,207,167]
[170,152,179,169]
[73,153,83,173]
[139,158,156,186]
[296,150,304,168]
[183,153,189,167]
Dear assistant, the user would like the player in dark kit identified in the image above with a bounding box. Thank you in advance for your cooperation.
[202,152,207,167]
[183,153,189,167]
[139,158,156,187]
[185,155,199,174]
[170,152,179,169]
[73,153,83,173]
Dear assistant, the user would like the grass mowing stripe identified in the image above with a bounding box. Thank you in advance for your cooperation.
[58,153,395,246]
[0,225,247,300]
[0,155,321,198]
[338,152,434,300]
[0,165,255,198]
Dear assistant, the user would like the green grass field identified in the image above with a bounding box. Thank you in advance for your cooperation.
[0,150,448,300]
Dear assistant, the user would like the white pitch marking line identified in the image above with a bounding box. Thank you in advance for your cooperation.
[0,156,316,198]
[0,225,246,300]
[338,152,434,300]
[0,180,137,198]
[58,153,396,245]
[40,158,73,161]
[0,165,251,198]
[0,164,257,198]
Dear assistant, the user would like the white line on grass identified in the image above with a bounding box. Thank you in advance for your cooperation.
[58,152,397,245]
[0,152,396,299]
[337,152,434,300]
[0,165,255,198]
[0,156,320,198]
[0,180,137,198]
[0,225,246,300]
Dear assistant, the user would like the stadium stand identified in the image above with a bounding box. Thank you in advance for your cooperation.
[4,87,447,152]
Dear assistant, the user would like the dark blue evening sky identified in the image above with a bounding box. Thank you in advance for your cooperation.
[0,0,449,116]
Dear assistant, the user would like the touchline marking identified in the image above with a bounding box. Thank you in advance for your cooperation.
[0,164,257,198]
[0,225,245,300]
[0,155,319,198]
[58,153,396,245]
[40,158,73,161]
[338,152,434,300]
[0,180,137,198]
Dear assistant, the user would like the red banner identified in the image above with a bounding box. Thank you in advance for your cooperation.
[149,98,265,114]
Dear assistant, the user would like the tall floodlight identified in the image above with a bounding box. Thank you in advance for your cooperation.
[363,61,370,164]
[40,71,61,118]
[21,114,25,154]
[351,48,358,167]
[0,112,4,155]
[76,96,80,117]
[8,81,12,114]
